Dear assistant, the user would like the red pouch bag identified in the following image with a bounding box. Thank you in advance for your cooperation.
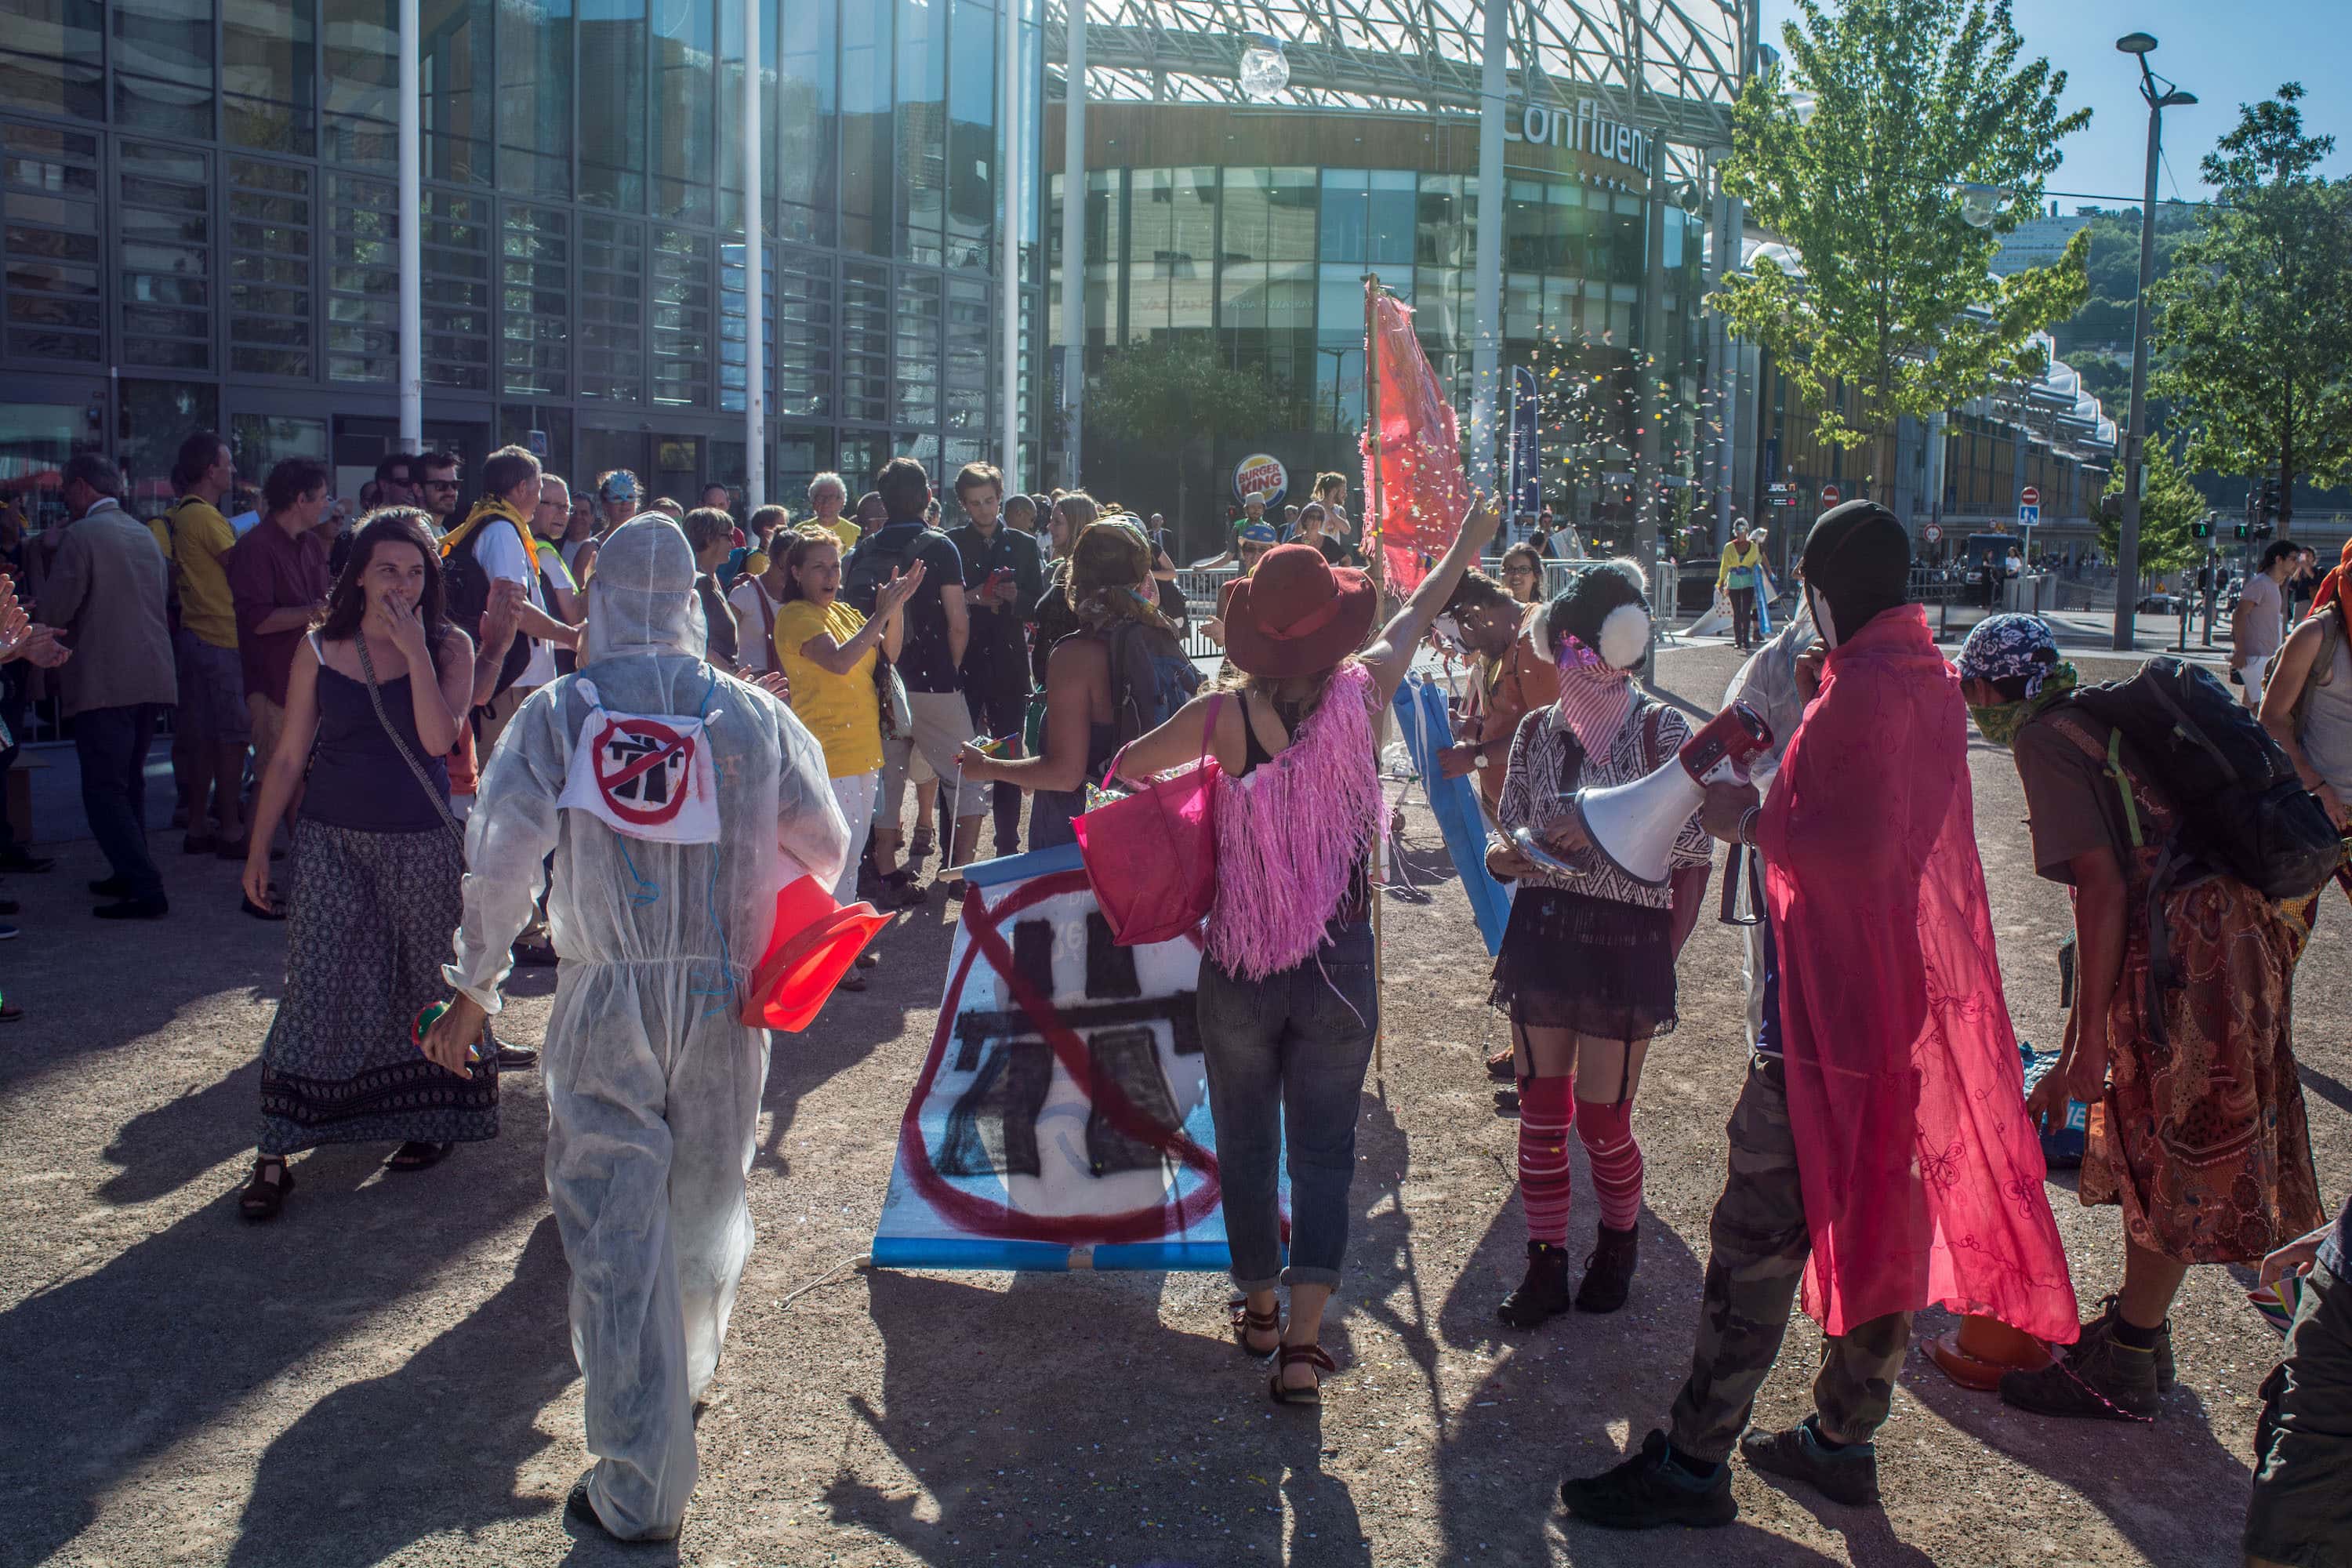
[1075,695,1223,946]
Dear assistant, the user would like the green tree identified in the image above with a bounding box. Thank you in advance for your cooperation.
[2099,439,2204,573]
[1715,0,2091,494]
[2149,84,2352,533]
[1087,336,1286,538]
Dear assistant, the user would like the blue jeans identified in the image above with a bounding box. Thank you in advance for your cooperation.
[75,702,163,900]
[1196,920,1377,1293]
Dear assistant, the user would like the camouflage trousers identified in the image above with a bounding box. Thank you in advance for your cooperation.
[1667,1054,1912,1464]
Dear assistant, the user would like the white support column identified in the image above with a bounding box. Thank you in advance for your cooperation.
[1467,0,1508,493]
[743,0,766,510]
[999,0,1022,492]
[397,0,421,452]
[1635,138,1666,580]
[1711,182,1740,546]
[1056,5,1086,488]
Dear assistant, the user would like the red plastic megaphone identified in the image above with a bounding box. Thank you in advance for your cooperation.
[740,875,889,1033]
[1569,702,1773,887]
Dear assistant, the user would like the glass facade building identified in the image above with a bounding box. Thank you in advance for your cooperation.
[1047,102,1709,543]
[0,0,1047,531]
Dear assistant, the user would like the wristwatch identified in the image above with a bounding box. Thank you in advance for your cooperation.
[1473,750,1491,770]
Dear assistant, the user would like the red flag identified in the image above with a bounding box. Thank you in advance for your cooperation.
[1359,285,1471,595]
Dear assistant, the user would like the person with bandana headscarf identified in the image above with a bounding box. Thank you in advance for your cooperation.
[1489,559,1712,1330]
[421,515,851,1542]
[958,517,1198,849]
[1958,611,2323,1425]
[1563,503,2075,1530]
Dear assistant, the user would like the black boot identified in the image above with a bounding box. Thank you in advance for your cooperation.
[1498,1240,1573,1329]
[1997,1307,2163,1421]
[1575,1222,1640,1313]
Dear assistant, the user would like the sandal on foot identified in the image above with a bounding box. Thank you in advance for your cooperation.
[240,1156,293,1221]
[387,1140,454,1172]
[1268,1343,1336,1406]
[1230,1297,1281,1358]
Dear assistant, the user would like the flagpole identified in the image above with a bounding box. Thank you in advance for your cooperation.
[1363,272,1387,1083]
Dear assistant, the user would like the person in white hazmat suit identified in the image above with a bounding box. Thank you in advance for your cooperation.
[419,515,848,1542]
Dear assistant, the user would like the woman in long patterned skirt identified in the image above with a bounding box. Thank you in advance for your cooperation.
[237,509,496,1220]
[1961,613,2322,1420]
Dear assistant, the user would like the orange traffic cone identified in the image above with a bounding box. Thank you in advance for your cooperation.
[1929,1313,2054,1392]
[740,876,888,1033]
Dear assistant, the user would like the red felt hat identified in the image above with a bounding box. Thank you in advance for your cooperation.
[1219,543,1378,679]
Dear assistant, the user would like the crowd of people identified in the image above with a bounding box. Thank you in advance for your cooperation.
[1,441,2346,1561]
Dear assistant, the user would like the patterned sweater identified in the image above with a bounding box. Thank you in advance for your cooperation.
[1497,698,1711,908]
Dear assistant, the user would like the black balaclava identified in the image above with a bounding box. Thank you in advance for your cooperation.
[1799,501,1911,649]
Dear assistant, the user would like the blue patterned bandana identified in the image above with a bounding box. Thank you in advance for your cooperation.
[1958,613,2062,695]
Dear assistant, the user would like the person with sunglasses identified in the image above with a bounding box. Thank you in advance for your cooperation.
[414,451,463,536]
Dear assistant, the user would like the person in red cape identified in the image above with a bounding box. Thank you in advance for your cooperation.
[1560,502,2078,1530]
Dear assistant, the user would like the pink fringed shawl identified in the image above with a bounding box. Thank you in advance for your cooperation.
[1208,662,1383,980]
[1759,605,2079,1341]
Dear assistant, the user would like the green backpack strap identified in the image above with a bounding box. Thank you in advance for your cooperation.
[2104,726,2145,851]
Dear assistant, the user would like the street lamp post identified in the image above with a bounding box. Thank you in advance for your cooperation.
[2111,31,2195,652]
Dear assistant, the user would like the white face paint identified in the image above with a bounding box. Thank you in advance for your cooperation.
[1807,585,1839,651]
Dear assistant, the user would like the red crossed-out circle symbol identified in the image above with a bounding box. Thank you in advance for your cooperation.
[590,716,693,826]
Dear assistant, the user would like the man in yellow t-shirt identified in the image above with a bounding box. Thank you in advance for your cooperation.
[162,430,249,855]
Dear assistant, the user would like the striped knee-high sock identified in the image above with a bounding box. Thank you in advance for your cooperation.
[1517,1076,1576,1247]
[1576,1098,1643,1231]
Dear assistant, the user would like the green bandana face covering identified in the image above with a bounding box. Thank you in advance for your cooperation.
[1969,701,2029,748]
[1968,662,2079,749]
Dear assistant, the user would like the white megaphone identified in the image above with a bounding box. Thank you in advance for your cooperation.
[1568,702,1774,888]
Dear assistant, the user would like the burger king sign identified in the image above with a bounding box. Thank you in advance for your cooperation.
[1232,452,1289,510]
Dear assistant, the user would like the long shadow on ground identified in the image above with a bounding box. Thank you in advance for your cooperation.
[226,1221,578,1566]
[1,1120,553,1566]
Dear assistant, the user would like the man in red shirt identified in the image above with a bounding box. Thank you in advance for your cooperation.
[227,459,332,826]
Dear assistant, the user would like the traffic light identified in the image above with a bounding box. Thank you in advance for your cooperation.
[2235,521,2251,540]
[2191,517,2212,539]
[2257,478,2281,524]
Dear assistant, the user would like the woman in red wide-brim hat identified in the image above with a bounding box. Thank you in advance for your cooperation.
[1112,493,1501,1404]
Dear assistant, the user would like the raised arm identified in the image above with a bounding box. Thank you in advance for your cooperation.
[1359,491,1503,708]
[798,564,924,677]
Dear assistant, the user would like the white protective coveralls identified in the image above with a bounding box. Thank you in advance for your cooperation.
[445,517,848,1540]
[1718,599,1815,1051]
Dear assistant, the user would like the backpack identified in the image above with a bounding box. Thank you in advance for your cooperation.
[841,524,939,619]
[1101,615,1204,756]
[441,519,532,702]
[2061,655,2338,903]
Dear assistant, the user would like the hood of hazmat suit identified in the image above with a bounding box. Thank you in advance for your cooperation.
[443,515,848,1542]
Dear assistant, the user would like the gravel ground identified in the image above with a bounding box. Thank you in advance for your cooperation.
[3,642,2343,1568]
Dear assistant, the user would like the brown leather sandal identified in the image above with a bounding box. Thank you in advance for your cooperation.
[1269,1343,1336,1405]
[1230,1297,1281,1358]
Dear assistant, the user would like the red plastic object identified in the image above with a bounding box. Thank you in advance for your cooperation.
[740,875,889,1033]
[1076,705,1222,946]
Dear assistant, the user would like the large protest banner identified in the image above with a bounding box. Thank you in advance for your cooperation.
[871,843,1283,1272]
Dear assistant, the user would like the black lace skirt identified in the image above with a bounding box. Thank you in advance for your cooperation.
[1488,885,1679,1042]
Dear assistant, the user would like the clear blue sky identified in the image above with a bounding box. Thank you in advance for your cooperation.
[1756,0,2352,205]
